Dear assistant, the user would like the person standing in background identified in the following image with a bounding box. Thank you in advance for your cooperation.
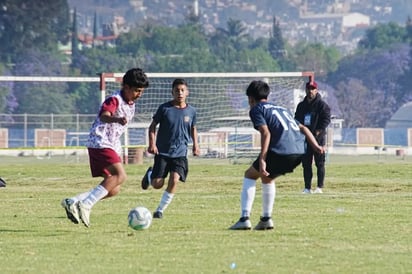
[295,81,331,194]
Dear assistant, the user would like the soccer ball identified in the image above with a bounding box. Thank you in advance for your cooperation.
[128,206,152,230]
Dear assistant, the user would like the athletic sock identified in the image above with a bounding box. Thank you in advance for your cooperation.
[261,181,275,218]
[81,185,108,209]
[73,191,91,202]
[240,178,256,218]
[156,191,174,213]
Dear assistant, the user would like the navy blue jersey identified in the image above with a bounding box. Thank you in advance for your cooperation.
[249,102,306,155]
[153,101,197,158]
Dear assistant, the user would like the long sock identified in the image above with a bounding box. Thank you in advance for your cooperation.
[81,185,108,209]
[72,191,91,202]
[240,178,256,218]
[156,191,174,213]
[262,182,275,218]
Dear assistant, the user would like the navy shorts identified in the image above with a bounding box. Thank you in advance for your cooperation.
[152,154,188,182]
[252,151,303,178]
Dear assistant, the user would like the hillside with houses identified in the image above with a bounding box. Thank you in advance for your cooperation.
[68,0,412,55]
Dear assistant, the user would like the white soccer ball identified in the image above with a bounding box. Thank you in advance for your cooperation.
[128,206,152,230]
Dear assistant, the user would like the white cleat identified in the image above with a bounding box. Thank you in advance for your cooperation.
[61,198,80,224]
[302,188,312,194]
[313,187,323,194]
[254,218,274,230]
[77,201,91,228]
[229,218,252,230]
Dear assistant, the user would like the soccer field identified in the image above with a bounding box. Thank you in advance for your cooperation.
[0,155,411,274]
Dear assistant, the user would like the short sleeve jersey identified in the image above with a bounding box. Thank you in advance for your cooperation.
[86,90,135,155]
[153,101,196,158]
[249,102,306,155]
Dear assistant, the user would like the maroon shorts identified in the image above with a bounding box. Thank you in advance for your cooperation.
[88,148,121,177]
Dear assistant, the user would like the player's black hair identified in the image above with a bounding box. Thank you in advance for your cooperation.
[123,68,149,88]
[172,78,188,89]
[246,80,270,100]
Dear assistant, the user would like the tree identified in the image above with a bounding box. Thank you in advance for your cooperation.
[214,18,249,51]
[0,0,70,64]
[399,17,412,102]
[291,42,340,77]
[268,16,286,59]
[358,22,408,50]
[12,49,74,114]
[70,8,80,70]
[328,43,411,127]
[334,78,372,128]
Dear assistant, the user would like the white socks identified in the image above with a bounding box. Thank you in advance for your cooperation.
[240,178,276,218]
[261,182,275,218]
[156,191,174,213]
[72,191,92,202]
[240,178,256,218]
[81,185,108,209]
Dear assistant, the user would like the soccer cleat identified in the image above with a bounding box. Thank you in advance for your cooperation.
[254,217,274,230]
[0,177,6,187]
[313,187,323,194]
[77,201,91,228]
[153,211,163,219]
[229,217,252,230]
[61,198,80,224]
[141,167,152,190]
[302,188,312,194]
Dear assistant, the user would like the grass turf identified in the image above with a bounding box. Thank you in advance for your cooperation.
[0,154,411,273]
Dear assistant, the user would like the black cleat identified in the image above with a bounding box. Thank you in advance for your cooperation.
[141,167,152,190]
[153,211,163,219]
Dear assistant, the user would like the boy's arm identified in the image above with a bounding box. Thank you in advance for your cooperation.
[147,120,158,154]
[99,111,127,125]
[191,126,200,156]
[258,125,271,177]
[299,124,325,154]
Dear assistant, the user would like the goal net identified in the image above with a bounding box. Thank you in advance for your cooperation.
[100,72,314,161]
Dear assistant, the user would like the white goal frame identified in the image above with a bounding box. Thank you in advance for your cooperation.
[100,71,314,162]
[99,72,314,103]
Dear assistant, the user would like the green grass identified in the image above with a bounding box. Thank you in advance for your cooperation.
[0,154,411,273]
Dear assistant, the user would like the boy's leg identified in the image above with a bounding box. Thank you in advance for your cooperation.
[153,172,179,218]
[254,181,275,230]
[230,165,260,230]
[78,163,125,227]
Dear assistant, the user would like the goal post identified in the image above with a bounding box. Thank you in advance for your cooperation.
[100,71,314,161]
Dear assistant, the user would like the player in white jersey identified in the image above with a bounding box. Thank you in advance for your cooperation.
[61,68,149,227]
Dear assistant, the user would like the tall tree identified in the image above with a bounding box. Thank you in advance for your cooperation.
[70,7,80,70]
[268,16,285,59]
[0,0,70,64]
[92,11,97,48]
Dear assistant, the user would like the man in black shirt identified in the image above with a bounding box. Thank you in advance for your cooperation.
[295,81,331,194]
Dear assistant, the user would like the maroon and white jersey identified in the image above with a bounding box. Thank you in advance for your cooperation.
[86,91,135,155]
